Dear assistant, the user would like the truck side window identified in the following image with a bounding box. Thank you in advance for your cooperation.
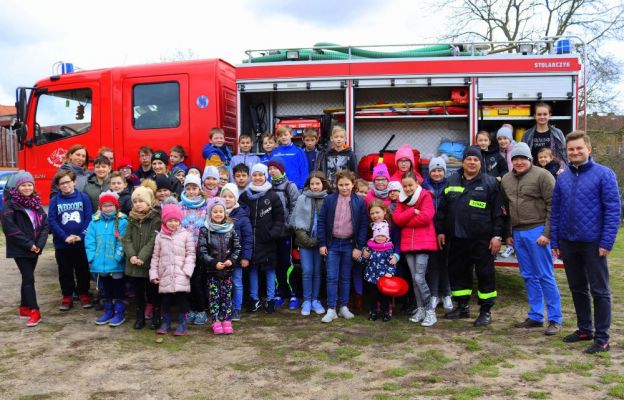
[34,89,92,145]
[133,82,180,130]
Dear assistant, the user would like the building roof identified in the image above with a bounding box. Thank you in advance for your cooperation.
[0,105,16,118]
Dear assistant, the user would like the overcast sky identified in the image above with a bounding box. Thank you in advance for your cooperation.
[1,0,622,111]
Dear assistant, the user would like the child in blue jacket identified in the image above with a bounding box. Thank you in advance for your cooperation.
[272,126,308,190]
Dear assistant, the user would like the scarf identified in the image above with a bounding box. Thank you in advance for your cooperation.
[203,186,219,198]
[160,223,174,236]
[367,239,394,252]
[129,208,151,222]
[271,173,287,186]
[225,203,240,217]
[290,190,328,231]
[246,182,272,199]
[373,186,389,199]
[399,185,422,206]
[206,220,234,233]
[9,188,42,210]
[180,191,206,209]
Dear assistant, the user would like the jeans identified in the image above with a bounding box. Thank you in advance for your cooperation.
[249,265,275,301]
[326,238,353,308]
[15,257,39,309]
[514,226,562,324]
[232,266,243,311]
[352,259,364,296]
[299,247,322,303]
[560,240,611,344]
[405,252,431,310]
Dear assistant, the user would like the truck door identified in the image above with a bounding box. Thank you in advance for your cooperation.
[122,75,189,165]
[23,82,100,200]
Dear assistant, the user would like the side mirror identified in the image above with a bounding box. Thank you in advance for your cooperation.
[15,87,27,123]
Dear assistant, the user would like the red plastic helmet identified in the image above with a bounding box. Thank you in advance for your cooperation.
[377,276,409,297]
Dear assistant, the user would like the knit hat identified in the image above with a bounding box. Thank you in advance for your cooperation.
[187,166,202,176]
[463,146,482,161]
[161,202,182,224]
[99,190,120,209]
[206,197,226,216]
[202,166,220,181]
[155,175,174,191]
[117,156,133,170]
[429,157,447,174]
[131,186,154,206]
[496,126,514,141]
[184,174,202,188]
[372,163,391,181]
[151,150,169,165]
[14,170,35,188]
[511,142,533,161]
[251,163,269,180]
[172,165,186,176]
[387,181,402,192]
[371,220,390,241]
[267,157,286,175]
[221,183,240,202]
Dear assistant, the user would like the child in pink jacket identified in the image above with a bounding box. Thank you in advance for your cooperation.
[150,200,196,336]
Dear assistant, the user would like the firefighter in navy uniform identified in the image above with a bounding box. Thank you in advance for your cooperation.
[435,147,505,327]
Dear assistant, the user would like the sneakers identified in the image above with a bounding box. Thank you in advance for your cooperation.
[79,294,93,309]
[186,311,197,324]
[501,246,514,258]
[421,309,437,327]
[273,297,284,309]
[18,306,31,320]
[231,309,241,322]
[429,296,439,309]
[222,320,234,335]
[157,314,172,335]
[409,307,426,323]
[545,322,561,336]
[584,342,610,354]
[289,296,300,310]
[59,296,73,311]
[301,301,312,316]
[194,311,208,325]
[211,321,224,335]
[26,309,42,327]
[442,296,453,311]
[95,303,114,325]
[247,299,264,313]
[173,315,188,336]
[311,300,325,315]
[563,330,593,343]
[338,306,354,319]
[144,303,153,320]
[109,302,126,327]
[515,318,544,329]
[265,300,276,314]
[321,308,338,323]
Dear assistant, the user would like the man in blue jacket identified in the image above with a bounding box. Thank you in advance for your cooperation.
[551,131,621,354]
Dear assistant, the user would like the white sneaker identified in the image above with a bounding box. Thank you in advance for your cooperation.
[501,246,514,258]
[421,309,437,327]
[338,306,354,319]
[321,308,338,323]
[442,296,453,311]
[409,307,425,323]
[429,296,439,309]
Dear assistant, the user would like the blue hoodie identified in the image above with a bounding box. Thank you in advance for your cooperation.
[272,143,309,189]
[48,190,93,249]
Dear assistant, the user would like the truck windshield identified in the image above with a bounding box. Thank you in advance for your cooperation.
[34,88,92,145]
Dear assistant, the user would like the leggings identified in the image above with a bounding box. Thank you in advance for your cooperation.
[207,276,233,322]
[99,274,125,302]
[161,293,189,319]
[15,257,39,309]
[189,264,207,312]
[405,252,432,310]
[128,276,159,311]
[366,281,390,313]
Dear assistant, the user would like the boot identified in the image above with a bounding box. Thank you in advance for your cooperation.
[134,308,146,330]
[95,302,114,325]
[444,300,470,320]
[265,299,275,314]
[354,294,364,311]
[157,313,171,334]
[173,314,188,336]
[109,302,126,327]
[150,307,161,330]
[474,305,492,327]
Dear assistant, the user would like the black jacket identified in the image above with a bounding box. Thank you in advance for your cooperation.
[239,188,285,267]
[435,170,505,240]
[197,227,241,279]
[480,145,508,179]
[1,197,49,258]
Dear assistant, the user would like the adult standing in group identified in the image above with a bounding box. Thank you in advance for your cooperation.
[501,142,562,336]
[435,147,505,327]
[521,103,567,172]
[550,131,620,354]
[150,150,182,196]
[49,144,90,199]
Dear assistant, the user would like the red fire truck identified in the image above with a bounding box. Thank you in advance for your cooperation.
[14,40,583,204]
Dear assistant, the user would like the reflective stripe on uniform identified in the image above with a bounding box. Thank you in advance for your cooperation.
[444,186,465,194]
[452,289,472,297]
[469,199,487,209]
[477,290,497,300]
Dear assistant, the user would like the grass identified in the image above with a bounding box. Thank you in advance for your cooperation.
[527,391,550,399]
[609,384,624,399]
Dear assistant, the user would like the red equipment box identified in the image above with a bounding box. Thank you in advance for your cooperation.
[275,118,321,136]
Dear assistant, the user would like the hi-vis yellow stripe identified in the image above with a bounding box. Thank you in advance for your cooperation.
[452,289,472,297]
[444,186,465,194]
[469,199,486,209]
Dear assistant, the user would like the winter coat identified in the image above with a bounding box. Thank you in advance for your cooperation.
[390,145,423,183]
[272,178,299,236]
[393,189,438,252]
[304,148,318,174]
[48,190,92,249]
[1,197,49,259]
[317,146,357,185]
[318,193,368,251]
[179,197,208,243]
[149,228,196,293]
[363,240,397,284]
[202,143,232,167]
[271,143,309,189]
[550,158,621,251]
[122,210,161,278]
[117,187,133,216]
[230,205,253,263]
[522,125,567,168]
[541,160,560,179]
[499,142,514,172]
[197,227,242,279]
[85,212,128,274]
[501,165,555,238]
[480,145,508,179]
[239,188,285,266]
[83,174,110,212]
[290,190,327,248]
[50,162,89,199]
[230,152,261,173]
[364,190,392,207]
[422,177,448,213]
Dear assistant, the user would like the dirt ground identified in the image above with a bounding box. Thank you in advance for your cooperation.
[1,239,623,400]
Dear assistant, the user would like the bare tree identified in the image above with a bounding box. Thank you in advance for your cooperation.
[158,48,198,62]
[433,0,624,112]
